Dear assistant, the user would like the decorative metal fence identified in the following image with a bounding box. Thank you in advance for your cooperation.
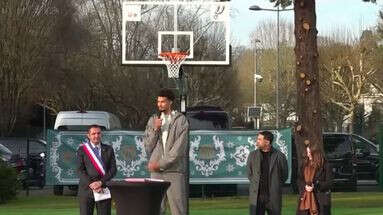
[46,128,292,185]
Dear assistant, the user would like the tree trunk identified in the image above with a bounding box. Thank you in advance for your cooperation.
[294,0,323,162]
[349,104,355,133]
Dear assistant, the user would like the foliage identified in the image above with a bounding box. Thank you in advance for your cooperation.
[373,10,383,94]
[0,162,19,204]
[269,0,293,8]
[234,19,296,128]
[364,104,383,142]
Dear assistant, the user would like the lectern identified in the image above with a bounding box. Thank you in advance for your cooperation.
[106,179,170,215]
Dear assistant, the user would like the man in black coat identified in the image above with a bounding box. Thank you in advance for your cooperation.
[247,131,288,215]
[77,125,117,215]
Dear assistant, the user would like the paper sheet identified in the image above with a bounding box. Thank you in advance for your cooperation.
[93,187,111,202]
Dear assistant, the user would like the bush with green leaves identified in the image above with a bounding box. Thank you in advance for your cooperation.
[0,162,19,203]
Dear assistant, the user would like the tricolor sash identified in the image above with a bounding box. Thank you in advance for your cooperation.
[82,142,105,176]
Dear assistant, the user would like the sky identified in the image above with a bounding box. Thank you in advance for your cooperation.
[231,0,383,47]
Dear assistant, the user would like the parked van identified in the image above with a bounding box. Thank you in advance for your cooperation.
[54,111,122,131]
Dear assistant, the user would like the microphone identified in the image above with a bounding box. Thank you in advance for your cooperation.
[154,111,163,133]
[157,110,163,119]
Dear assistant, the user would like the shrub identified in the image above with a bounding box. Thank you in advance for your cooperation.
[0,162,19,203]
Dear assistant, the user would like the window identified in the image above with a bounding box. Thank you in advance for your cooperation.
[352,135,378,156]
[0,139,46,158]
[365,143,378,155]
[323,135,352,159]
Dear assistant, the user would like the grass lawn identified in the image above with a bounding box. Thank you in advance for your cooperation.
[0,192,383,215]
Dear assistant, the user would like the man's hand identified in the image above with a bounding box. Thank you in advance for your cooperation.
[154,118,162,131]
[94,187,103,193]
[148,162,160,172]
[89,181,102,191]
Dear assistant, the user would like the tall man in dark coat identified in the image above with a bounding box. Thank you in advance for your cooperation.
[247,130,288,215]
[77,124,117,215]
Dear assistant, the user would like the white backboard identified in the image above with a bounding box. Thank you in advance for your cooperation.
[122,0,231,66]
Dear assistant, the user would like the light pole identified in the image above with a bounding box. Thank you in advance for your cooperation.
[249,5,293,129]
[253,38,261,129]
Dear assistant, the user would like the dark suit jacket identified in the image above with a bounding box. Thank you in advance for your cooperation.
[77,142,117,197]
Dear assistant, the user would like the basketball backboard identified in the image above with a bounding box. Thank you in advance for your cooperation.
[122,0,231,66]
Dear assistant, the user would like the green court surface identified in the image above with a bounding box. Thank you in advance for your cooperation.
[0,192,382,215]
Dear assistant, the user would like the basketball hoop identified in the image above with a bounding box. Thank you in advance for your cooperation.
[159,51,188,79]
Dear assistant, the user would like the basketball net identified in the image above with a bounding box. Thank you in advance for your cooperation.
[159,51,188,79]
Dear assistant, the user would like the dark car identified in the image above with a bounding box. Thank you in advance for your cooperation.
[186,106,231,130]
[0,138,46,189]
[291,133,379,192]
[351,134,379,181]
[0,143,12,164]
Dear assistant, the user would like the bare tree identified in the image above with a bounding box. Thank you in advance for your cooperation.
[0,0,58,136]
[238,19,297,128]
[250,19,295,49]
[319,32,379,133]
[268,0,377,164]
[184,22,238,110]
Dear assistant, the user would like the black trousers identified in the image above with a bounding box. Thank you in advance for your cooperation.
[79,195,111,215]
[250,202,276,215]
